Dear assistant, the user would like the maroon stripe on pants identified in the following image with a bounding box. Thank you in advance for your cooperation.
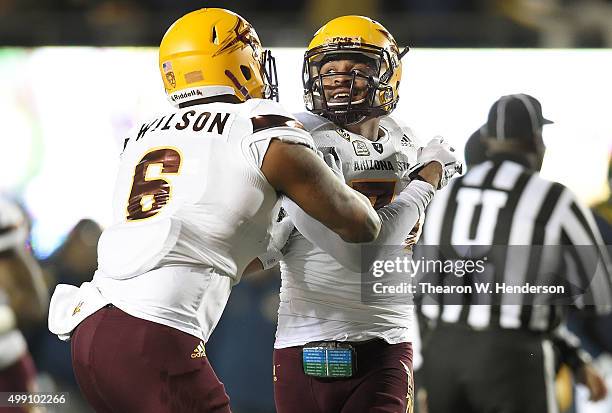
[274,340,413,413]
[0,352,37,413]
[71,306,231,413]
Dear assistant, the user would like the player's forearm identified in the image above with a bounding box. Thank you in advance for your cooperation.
[375,181,434,244]
[264,140,379,243]
[416,161,442,188]
[349,191,382,243]
[283,180,435,272]
[283,198,360,270]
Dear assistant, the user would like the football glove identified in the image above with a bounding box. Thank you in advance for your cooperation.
[410,137,463,189]
[257,208,295,270]
[317,147,345,182]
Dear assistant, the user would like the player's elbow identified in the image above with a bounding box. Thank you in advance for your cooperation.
[359,213,381,243]
[338,213,381,243]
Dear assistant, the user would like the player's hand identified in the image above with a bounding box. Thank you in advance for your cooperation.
[317,147,344,182]
[411,137,463,189]
[271,209,295,252]
[576,363,608,401]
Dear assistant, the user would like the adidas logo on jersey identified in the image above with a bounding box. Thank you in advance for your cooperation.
[401,134,415,148]
[191,341,206,359]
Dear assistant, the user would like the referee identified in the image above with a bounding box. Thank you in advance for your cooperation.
[417,94,612,413]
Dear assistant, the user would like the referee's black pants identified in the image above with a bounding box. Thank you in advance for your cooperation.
[422,322,558,413]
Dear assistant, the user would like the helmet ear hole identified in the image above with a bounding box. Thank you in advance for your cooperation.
[212,26,218,44]
[240,65,252,80]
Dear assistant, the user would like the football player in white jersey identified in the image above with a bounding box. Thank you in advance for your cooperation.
[47,9,382,413]
[266,16,463,413]
[0,196,47,412]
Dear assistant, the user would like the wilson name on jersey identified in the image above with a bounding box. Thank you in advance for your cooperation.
[93,98,313,340]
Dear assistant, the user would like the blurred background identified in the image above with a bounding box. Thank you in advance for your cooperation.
[1,1,611,412]
[2,0,612,48]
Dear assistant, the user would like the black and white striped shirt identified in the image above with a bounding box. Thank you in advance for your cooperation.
[418,156,612,332]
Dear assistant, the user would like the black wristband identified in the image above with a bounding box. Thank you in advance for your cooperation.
[411,174,428,183]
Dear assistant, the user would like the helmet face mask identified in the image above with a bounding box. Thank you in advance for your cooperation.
[302,16,406,125]
[262,49,279,101]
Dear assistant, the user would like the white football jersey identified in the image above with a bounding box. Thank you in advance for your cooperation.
[0,196,28,368]
[275,112,422,348]
[91,99,314,341]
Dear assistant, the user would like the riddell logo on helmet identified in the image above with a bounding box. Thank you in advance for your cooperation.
[170,89,203,102]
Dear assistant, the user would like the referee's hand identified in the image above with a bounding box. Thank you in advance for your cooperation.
[576,363,608,401]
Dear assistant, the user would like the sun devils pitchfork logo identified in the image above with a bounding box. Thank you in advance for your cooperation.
[163,61,177,89]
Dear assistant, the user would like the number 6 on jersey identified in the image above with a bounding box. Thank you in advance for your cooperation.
[126,147,182,221]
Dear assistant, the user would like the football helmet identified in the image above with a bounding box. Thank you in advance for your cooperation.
[159,8,278,106]
[303,15,408,125]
